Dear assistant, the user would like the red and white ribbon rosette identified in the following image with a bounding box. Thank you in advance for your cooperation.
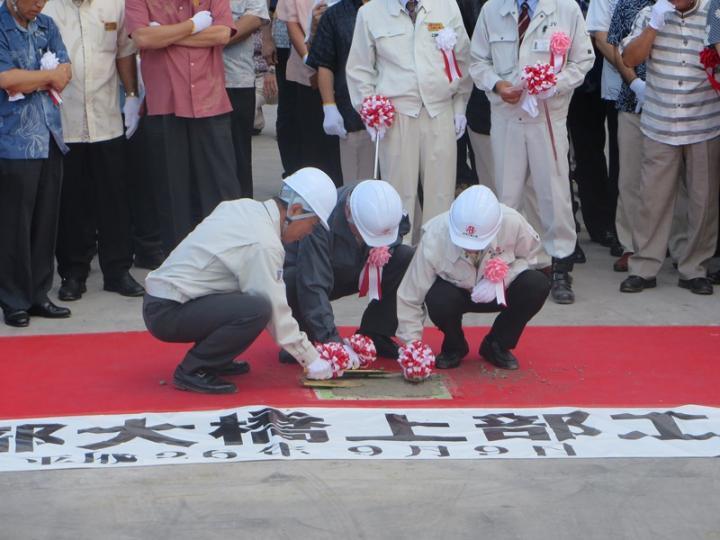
[360,95,396,178]
[520,62,560,167]
[358,246,391,302]
[346,334,377,368]
[315,342,351,378]
[39,51,63,106]
[483,257,509,307]
[700,47,720,94]
[549,32,571,72]
[435,28,463,83]
[398,340,436,382]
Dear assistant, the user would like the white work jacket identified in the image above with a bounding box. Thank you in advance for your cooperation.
[469,0,594,121]
[346,0,472,118]
[396,205,542,343]
[145,200,319,367]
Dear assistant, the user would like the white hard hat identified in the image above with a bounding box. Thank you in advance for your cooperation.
[282,167,338,230]
[349,180,403,247]
[448,185,502,250]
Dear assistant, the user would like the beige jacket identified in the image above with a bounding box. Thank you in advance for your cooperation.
[145,200,319,367]
[469,0,594,121]
[396,205,542,343]
[346,0,472,118]
[43,0,136,143]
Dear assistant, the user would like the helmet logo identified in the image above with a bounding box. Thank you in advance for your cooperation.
[465,225,476,236]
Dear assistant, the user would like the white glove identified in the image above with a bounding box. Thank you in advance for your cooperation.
[454,114,467,140]
[366,125,386,142]
[322,104,347,138]
[537,86,558,100]
[149,21,161,27]
[343,343,360,370]
[471,279,496,304]
[306,358,333,380]
[649,0,675,30]
[123,96,141,139]
[190,10,213,34]
[629,78,646,113]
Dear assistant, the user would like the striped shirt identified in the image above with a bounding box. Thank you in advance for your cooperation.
[621,0,720,145]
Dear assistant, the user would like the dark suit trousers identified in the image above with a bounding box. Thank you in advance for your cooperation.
[227,87,256,198]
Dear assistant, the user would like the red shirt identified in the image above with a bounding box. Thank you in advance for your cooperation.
[126,0,234,118]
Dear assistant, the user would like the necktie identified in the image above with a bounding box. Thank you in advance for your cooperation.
[518,1,530,44]
[406,0,417,23]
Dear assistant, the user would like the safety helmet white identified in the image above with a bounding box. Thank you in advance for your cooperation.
[349,180,403,247]
[282,167,338,230]
[448,185,502,250]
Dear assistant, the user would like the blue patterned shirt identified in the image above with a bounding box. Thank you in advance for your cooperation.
[607,0,652,113]
[0,4,69,159]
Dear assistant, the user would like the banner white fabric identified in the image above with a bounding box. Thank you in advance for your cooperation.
[1,405,719,472]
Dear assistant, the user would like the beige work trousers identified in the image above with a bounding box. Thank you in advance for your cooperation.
[467,128,495,190]
[340,130,375,183]
[629,135,720,279]
[491,112,577,259]
[379,106,456,241]
[616,112,688,260]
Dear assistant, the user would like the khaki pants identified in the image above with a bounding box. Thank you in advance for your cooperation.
[467,128,495,190]
[491,112,576,259]
[380,106,456,241]
[616,112,688,259]
[629,135,720,279]
[340,130,375,183]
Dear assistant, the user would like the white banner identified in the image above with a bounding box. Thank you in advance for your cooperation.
[1,405,719,472]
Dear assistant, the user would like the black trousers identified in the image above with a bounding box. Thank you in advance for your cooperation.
[143,292,272,373]
[568,90,617,240]
[0,143,63,311]
[144,114,240,255]
[425,270,550,355]
[227,87,256,198]
[56,137,134,281]
[295,83,343,186]
[275,48,300,177]
[126,117,163,260]
[284,245,415,342]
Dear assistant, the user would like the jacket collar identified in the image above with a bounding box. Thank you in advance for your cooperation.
[387,0,431,17]
[499,0,555,19]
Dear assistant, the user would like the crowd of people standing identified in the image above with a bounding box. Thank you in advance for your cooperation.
[0,0,719,330]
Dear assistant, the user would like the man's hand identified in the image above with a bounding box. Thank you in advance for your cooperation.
[306,358,333,379]
[494,81,523,104]
[649,0,675,30]
[454,114,467,140]
[629,78,646,112]
[264,71,278,100]
[50,64,72,92]
[123,96,142,139]
[471,279,496,304]
[310,1,327,37]
[190,10,213,34]
[322,104,347,138]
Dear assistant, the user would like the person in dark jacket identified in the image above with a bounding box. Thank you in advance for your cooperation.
[281,180,415,362]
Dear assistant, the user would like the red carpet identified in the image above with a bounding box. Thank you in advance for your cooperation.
[0,326,718,419]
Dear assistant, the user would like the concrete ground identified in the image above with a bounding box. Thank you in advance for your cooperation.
[1,107,719,540]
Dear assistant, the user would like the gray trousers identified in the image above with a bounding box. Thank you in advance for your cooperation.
[143,292,272,373]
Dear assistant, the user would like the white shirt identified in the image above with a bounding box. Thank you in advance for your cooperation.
[43,0,136,143]
[346,0,472,118]
[396,206,542,343]
[145,199,319,367]
[223,0,270,89]
[585,0,622,101]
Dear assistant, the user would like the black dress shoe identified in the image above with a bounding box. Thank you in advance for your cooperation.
[480,337,519,370]
[609,241,625,258]
[279,350,298,364]
[678,277,713,295]
[709,270,720,285]
[104,273,145,297]
[58,278,86,301]
[4,309,29,328]
[134,252,165,270]
[28,301,71,318]
[435,351,464,369]
[362,331,400,359]
[173,367,237,394]
[210,360,250,376]
[551,271,574,304]
[620,275,657,293]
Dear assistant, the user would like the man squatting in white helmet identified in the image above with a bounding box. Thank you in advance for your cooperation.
[397,185,550,370]
[142,168,338,394]
[281,180,415,363]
